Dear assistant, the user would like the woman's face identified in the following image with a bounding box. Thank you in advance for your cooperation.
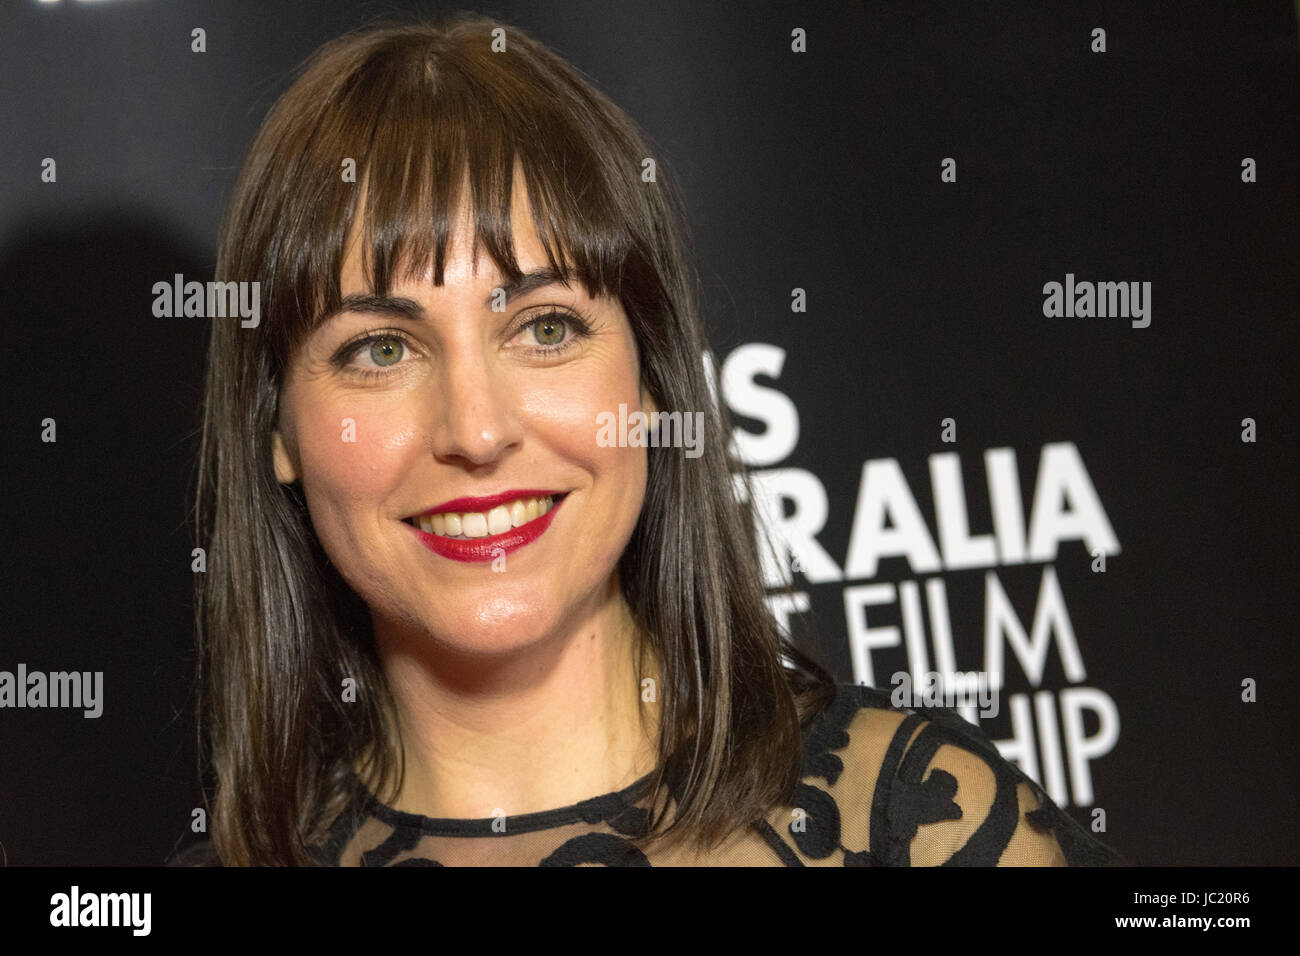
[273,167,654,657]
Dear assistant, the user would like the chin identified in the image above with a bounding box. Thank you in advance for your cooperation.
[419,597,570,655]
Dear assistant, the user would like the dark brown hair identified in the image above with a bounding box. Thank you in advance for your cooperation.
[195,10,836,865]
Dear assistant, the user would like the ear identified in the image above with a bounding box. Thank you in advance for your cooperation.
[272,429,300,485]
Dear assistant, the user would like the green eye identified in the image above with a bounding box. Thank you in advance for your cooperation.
[532,316,566,346]
[369,338,405,366]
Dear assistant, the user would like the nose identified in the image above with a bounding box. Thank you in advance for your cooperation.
[427,343,524,466]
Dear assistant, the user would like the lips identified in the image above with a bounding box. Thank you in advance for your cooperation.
[403,492,569,563]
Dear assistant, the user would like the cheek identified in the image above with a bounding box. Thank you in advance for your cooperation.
[584,443,648,569]
[531,361,648,570]
[293,396,421,524]
[524,336,645,442]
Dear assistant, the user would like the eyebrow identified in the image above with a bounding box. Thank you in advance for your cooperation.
[326,267,574,324]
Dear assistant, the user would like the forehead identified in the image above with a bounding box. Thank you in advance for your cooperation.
[340,159,552,296]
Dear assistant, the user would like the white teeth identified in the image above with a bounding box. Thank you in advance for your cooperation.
[486,505,511,535]
[414,495,558,539]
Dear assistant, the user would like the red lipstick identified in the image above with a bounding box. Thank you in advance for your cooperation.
[406,493,567,563]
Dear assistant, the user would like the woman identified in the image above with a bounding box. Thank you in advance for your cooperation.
[175,12,1125,866]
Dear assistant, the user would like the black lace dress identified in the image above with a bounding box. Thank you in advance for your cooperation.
[169,682,1127,866]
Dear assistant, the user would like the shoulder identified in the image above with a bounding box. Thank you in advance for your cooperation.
[166,839,223,867]
[794,683,1125,866]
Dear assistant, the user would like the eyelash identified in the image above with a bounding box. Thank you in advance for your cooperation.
[330,309,596,380]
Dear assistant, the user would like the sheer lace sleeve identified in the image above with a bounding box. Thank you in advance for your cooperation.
[893,730,1068,866]
[785,683,1125,866]
[834,686,1125,866]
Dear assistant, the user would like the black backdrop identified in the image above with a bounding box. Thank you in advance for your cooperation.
[1,0,1296,866]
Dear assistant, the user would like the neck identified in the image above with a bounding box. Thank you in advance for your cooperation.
[365,575,661,820]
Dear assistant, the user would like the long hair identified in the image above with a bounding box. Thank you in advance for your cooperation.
[195,10,836,865]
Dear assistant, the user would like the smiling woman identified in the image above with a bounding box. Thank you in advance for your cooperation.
[177,11,1125,867]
